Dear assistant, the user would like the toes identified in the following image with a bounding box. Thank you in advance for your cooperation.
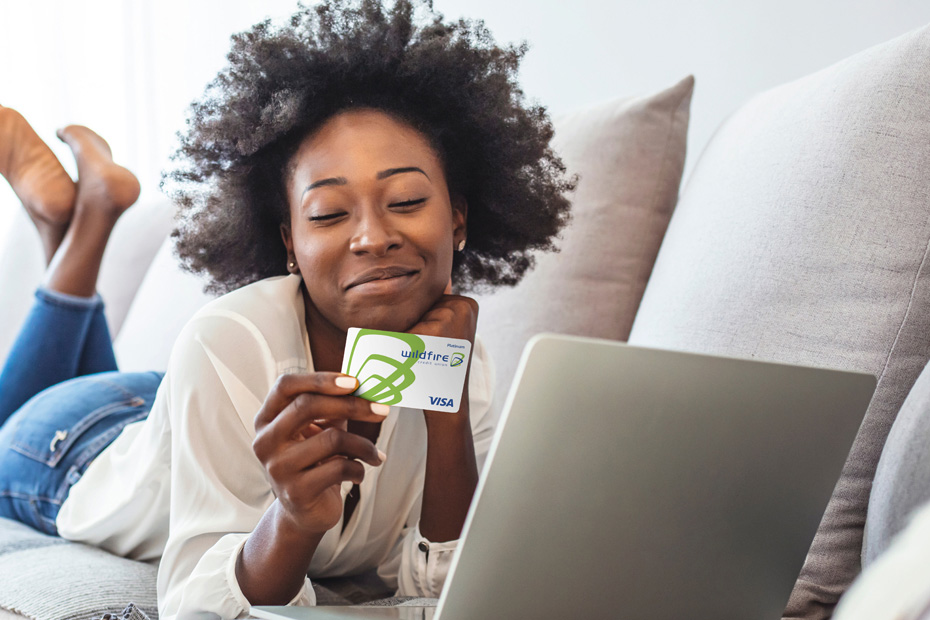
[57,125,114,159]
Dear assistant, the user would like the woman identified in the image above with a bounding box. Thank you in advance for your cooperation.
[0,1,575,618]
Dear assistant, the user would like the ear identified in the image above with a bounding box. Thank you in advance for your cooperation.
[451,193,468,247]
[281,223,300,274]
[280,223,294,256]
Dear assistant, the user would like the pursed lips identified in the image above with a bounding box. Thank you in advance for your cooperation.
[346,266,420,290]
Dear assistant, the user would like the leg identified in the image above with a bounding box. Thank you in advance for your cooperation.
[0,125,139,421]
[0,106,75,264]
[75,300,118,377]
[45,125,140,297]
[0,370,162,535]
[0,289,115,426]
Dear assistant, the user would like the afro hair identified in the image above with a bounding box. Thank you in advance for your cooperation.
[163,0,576,295]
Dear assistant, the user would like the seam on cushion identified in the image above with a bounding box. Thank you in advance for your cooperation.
[646,82,691,226]
[632,80,693,331]
[877,230,930,385]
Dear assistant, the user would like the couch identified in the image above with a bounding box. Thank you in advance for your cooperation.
[1,21,930,620]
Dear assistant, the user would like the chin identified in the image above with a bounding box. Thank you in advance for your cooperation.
[345,302,426,333]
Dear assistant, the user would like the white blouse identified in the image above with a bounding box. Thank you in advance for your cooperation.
[54,273,497,620]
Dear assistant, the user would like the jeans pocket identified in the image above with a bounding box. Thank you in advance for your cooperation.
[9,376,149,468]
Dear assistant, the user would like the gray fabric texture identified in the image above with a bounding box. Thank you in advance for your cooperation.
[91,603,151,620]
[473,75,693,419]
[0,518,158,620]
[0,517,386,619]
[864,358,930,566]
[629,23,930,620]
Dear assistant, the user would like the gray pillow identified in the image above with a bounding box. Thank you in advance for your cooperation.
[628,23,930,620]
[474,75,694,417]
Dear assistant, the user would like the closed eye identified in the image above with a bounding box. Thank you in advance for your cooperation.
[390,198,426,209]
[308,212,346,222]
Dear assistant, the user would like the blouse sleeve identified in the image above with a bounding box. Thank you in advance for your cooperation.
[376,337,498,597]
[156,312,316,619]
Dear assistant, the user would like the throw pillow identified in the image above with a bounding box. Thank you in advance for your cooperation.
[473,75,694,419]
[629,23,930,620]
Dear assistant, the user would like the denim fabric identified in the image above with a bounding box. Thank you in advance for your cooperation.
[0,287,119,424]
[0,287,164,535]
[0,370,163,535]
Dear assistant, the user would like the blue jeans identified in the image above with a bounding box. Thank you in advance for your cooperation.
[0,288,163,535]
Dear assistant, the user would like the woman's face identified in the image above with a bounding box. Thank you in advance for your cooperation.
[282,108,466,336]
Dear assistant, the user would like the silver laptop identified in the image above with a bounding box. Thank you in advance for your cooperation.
[252,334,876,620]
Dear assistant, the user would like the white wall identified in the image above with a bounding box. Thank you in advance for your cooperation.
[1,0,929,244]
[434,0,930,185]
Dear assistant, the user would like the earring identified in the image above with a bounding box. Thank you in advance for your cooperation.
[457,239,466,252]
[288,260,296,271]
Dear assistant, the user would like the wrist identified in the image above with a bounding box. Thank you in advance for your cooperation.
[271,499,329,543]
[237,500,325,606]
[424,406,470,433]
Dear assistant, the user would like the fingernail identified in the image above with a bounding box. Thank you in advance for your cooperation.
[377,450,387,463]
[370,403,391,416]
[335,376,357,389]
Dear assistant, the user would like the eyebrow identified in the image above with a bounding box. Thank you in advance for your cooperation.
[302,167,430,196]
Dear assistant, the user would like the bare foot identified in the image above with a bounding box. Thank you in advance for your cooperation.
[57,125,140,217]
[0,106,76,259]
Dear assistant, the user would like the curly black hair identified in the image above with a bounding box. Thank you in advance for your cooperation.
[163,0,576,296]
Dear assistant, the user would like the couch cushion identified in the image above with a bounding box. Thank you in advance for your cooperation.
[0,517,157,620]
[628,23,930,620]
[864,357,930,566]
[0,196,175,365]
[473,75,693,416]
[113,235,217,373]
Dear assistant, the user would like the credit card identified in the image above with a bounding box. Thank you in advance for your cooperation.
[341,327,472,413]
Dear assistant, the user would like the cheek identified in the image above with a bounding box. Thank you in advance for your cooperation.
[421,228,455,284]
[297,242,341,296]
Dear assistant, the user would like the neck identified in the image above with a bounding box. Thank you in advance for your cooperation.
[301,284,347,373]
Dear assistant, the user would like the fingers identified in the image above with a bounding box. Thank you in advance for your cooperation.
[254,372,391,462]
[289,457,368,501]
[272,427,384,476]
[408,294,479,341]
[256,372,387,428]
[257,372,357,426]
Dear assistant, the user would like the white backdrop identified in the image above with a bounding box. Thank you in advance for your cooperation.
[2,0,930,243]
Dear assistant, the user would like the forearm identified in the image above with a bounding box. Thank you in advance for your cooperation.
[419,394,479,542]
[236,499,324,605]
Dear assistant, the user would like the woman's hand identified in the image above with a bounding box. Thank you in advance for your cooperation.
[406,291,481,543]
[251,371,388,536]
[407,294,479,344]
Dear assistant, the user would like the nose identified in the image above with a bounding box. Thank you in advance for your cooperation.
[348,207,403,256]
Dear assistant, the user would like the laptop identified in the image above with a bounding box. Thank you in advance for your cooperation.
[252,334,876,620]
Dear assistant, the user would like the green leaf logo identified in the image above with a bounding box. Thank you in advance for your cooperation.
[450,352,465,367]
[345,329,425,405]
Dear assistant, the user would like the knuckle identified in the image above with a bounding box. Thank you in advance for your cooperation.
[320,427,342,452]
[293,393,313,414]
[342,396,358,419]
[266,456,286,481]
[252,432,270,462]
[340,459,364,480]
[273,373,295,395]
[310,372,329,390]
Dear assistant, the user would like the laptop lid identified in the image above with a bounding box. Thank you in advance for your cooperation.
[252,334,875,620]
[435,334,875,620]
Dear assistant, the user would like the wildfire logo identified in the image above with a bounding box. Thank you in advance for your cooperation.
[344,329,425,405]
